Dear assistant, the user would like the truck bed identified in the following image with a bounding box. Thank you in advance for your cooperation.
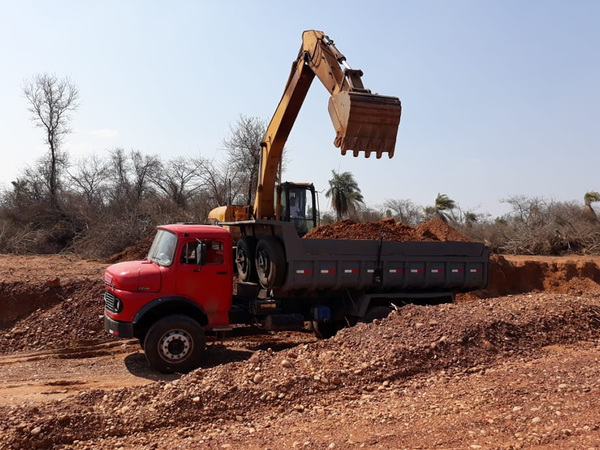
[286,239,489,292]
[243,220,490,294]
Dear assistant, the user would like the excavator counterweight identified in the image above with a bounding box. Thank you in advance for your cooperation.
[328,90,401,158]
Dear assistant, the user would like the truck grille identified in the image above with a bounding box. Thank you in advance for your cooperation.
[104,291,122,313]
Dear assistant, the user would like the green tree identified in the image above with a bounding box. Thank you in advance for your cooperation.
[434,193,456,222]
[584,191,600,220]
[325,170,364,221]
[464,211,478,227]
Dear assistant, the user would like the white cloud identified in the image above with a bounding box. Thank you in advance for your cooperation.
[91,128,118,139]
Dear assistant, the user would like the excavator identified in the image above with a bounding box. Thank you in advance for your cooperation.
[208,30,402,282]
[209,30,401,231]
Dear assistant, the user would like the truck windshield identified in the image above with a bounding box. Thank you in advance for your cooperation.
[147,230,178,267]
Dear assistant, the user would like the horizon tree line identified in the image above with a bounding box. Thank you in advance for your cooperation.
[1,72,599,257]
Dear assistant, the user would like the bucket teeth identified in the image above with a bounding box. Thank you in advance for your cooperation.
[329,91,401,158]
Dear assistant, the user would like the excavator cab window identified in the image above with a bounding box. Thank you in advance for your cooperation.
[281,183,317,236]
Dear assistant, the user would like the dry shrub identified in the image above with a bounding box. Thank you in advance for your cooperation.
[460,200,600,255]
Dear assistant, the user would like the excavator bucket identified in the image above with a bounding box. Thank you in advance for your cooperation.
[328,91,402,158]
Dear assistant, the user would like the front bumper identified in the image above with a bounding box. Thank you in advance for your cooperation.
[104,313,134,338]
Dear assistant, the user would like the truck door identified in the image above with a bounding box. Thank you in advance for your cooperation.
[176,239,232,326]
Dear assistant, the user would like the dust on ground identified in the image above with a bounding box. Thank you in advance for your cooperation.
[2,218,600,449]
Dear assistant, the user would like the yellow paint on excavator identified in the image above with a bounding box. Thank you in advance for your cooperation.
[328,91,402,158]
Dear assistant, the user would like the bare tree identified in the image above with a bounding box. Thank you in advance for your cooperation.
[501,195,547,226]
[151,156,205,208]
[223,115,266,206]
[195,156,240,207]
[130,150,161,203]
[23,73,79,210]
[107,149,160,211]
[67,154,110,207]
[383,198,424,225]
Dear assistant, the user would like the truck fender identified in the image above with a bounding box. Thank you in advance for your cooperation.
[132,296,209,340]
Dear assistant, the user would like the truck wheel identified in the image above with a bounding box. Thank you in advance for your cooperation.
[364,306,392,323]
[143,315,205,373]
[236,237,257,282]
[255,237,286,289]
[312,320,339,339]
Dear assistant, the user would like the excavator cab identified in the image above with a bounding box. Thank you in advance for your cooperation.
[279,182,317,237]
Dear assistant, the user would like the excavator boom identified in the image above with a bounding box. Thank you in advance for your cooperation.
[254,30,401,219]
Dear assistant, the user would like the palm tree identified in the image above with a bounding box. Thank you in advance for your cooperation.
[584,191,600,220]
[434,193,456,222]
[463,211,478,228]
[325,170,364,221]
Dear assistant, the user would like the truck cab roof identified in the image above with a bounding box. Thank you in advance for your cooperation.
[157,223,232,239]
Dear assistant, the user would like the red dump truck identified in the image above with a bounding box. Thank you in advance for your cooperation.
[104,221,490,372]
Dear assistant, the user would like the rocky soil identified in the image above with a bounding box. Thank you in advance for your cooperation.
[1,219,600,449]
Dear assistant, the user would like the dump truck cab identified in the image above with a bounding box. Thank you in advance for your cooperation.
[103,224,234,339]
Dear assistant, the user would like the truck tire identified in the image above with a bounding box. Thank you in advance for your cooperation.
[143,315,205,373]
[255,237,286,289]
[364,306,392,323]
[236,237,257,282]
[312,320,339,339]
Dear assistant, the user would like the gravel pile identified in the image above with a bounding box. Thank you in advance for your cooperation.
[2,292,600,449]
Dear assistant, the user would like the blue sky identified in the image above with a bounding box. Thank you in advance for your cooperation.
[1,1,598,217]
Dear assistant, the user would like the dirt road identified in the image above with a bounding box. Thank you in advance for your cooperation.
[0,341,154,405]
[1,254,600,449]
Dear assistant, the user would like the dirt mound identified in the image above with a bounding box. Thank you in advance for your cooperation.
[105,235,154,263]
[0,255,114,354]
[457,254,600,301]
[414,218,471,242]
[2,292,600,449]
[0,279,113,354]
[304,218,470,242]
[2,252,600,448]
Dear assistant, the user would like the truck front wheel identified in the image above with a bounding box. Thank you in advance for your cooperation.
[143,315,206,373]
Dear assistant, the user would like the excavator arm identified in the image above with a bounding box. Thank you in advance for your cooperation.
[255,30,402,220]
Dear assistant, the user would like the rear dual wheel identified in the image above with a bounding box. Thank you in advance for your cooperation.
[364,306,392,323]
[255,237,286,289]
[236,237,257,282]
[312,320,340,339]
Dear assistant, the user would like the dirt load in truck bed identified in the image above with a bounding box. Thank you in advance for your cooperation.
[2,246,600,448]
[304,218,470,242]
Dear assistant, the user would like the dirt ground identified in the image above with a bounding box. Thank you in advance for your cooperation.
[2,249,600,449]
